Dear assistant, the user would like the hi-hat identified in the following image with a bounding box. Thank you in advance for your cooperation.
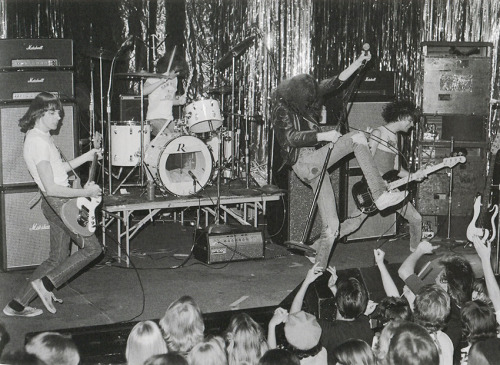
[216,35,256,70]
[85,46,114,60]
[115,71,174,79]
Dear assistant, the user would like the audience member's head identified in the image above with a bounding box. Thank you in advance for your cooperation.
[225,312,268,365]
[374,320,403,362]
[386,322,439,365]
[159,295,205,355]
[258,348,300,365]
[413,284,451,333]
[378,296,412,326]
[283,311,323,360]
[331,339,376,365]
[25,332,79,365]
[335,277,368,320]
[468,338,500,365]
[460,300,498,345]
[472,278,490,304]
[188,336,227,365]
[0,349,47,365]
[143,353,188,365]
[438,254,474,307]
[126,321,167,365]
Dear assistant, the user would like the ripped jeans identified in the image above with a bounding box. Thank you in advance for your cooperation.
[292,131,386,268]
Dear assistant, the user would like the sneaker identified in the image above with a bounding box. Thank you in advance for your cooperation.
[374,190,408,211]
[31,279,56,314]
[3,304,43,317]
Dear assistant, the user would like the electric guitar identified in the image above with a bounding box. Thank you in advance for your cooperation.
[352,156,466,214]
[61,133,102,237]
[466,134,500,244]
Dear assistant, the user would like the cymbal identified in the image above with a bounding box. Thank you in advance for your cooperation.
[115,71,172,79]
[85,46,114,60]
[216,35,256,70]
[207,86,237,94]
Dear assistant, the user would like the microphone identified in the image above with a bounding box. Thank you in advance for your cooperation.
[362,43,370,56]
[188,170,198,182]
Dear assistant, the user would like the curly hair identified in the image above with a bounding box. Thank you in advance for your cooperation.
[19,92,64,133]
[378,296,412,326]
[381,100,418,124]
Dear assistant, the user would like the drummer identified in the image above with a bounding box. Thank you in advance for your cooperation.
[144,48,189,136]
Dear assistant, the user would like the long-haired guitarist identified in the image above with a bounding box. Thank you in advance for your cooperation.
[3,92,103,317]
[368,100,425,251]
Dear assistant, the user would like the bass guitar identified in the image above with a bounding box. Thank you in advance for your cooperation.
[61,134,102,237]
[352,156,466,214]
[466,134,500,244]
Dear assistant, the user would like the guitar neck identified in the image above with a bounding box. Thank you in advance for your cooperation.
[388,163,447,190]
[88,153,98,183]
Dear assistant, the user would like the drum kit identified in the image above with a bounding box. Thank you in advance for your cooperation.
[85,34,259,200]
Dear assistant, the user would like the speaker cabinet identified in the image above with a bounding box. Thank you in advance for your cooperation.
[0,187,50,271]
[0,103,77,186]
[347,101,392,169]
[346,173,397,241]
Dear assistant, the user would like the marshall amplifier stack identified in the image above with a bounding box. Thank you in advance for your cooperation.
[0,38,77,271]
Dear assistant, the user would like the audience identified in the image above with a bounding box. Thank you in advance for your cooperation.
[187,336,227,365]
[24,332,79,365]
[385,321,439,365]
[225,312,269,365]
[330,339,376,365]
[126,321,167,365]
[258,348,300,365]
[0,349,47,365]
[467,338,500,365]
[372,320,404,362]
[413,284,453,365]
[159,296,205,356]
[144,353,188,365]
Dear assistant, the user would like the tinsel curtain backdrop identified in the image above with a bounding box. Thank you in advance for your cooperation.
[1,0,499,182]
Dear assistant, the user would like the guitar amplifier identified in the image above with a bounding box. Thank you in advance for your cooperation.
[0,71,74,101]
[0,39,73,69]
[193,227,265,264]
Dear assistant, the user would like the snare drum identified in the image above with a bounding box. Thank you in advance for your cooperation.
[111,121,151,166]
[185,99,223,134]
[144,134,213,196]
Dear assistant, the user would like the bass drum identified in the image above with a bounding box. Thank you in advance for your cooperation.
[144,134,213,196]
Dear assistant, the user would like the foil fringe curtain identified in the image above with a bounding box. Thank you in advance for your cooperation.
[4,0,500,181]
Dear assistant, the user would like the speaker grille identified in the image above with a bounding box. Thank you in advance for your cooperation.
[0,103,77,186]
[1,188,50,270]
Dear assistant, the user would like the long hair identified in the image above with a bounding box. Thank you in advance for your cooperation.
[19,92,64,133]
[126,321,167,365]
[460,300,498,344]
[413,284,451,333]
[188,336,227,365]
[159,296,205,354]
[225,312,269,365]
[439,254,474,307]
[25,332,80,365]
[331,339,376,365]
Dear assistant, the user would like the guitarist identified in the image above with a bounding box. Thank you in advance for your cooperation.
[367,100,425,252]
[3,92,103,317]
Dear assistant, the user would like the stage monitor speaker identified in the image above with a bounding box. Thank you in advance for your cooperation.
[0,103,77,186]
[193,227,265,264]
[346,173,397,241]
[347,101,391,169]
[0,186,50,271]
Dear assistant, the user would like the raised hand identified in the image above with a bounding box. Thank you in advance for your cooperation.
[415,240,439,255]
[326,266,338,289]
[269,307,289,327]
[374,249,385,266]
[304,263,324,285]
[471,233,491,262]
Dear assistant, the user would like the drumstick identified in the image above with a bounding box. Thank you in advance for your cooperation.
[166,45,177,75]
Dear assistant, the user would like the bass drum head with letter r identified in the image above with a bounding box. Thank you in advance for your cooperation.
[144,134,213,196]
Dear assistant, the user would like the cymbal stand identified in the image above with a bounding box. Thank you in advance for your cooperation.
[442,137,457,244]
[230,55,237,179]
[244,114,250,188]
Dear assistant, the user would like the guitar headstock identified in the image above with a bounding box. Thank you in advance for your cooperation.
[442,156,466,168]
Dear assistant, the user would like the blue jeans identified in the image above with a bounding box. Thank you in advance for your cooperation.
[14,196,102,306]
[292,132,386,268]
[398,201,422,250]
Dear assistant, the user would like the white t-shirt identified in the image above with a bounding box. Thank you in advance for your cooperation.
[145,77,177,121]
[435,330,454,365]
[23,127,68,192]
